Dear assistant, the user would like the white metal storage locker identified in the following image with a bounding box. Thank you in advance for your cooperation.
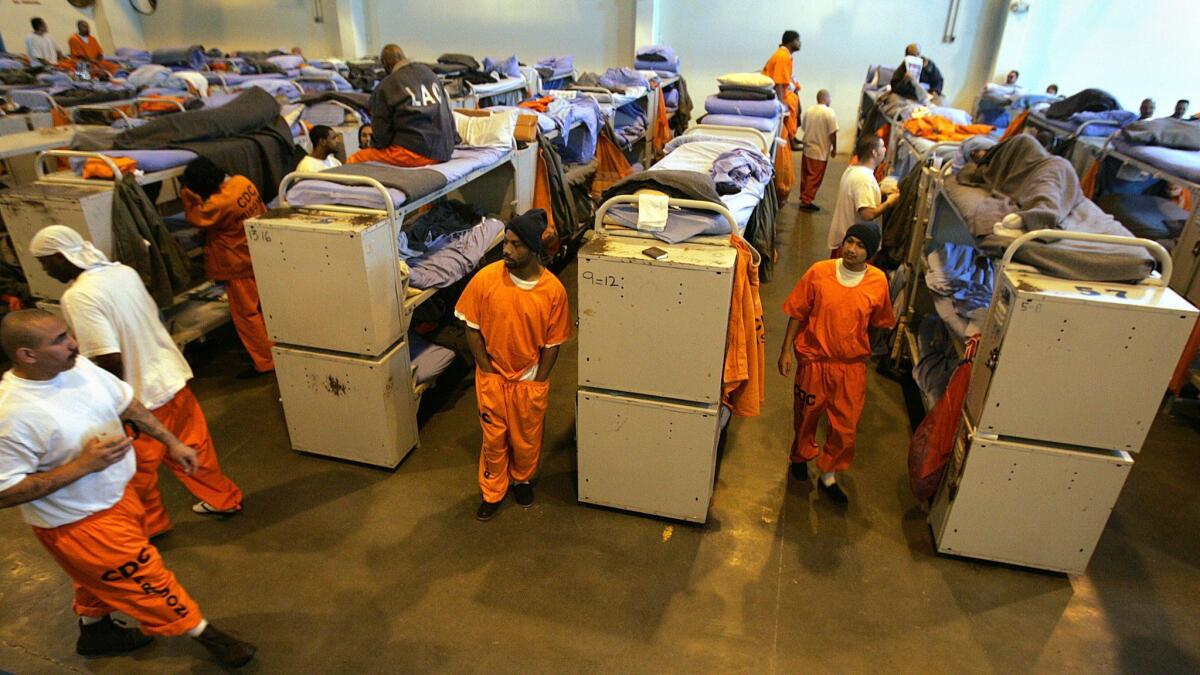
[929,417,1132,575]
[0,182,116,299]
[577,389,721,524]
[273,339,419,468]
[577,236,736,404]
[965,267,1198,453]
[246,209,406,356]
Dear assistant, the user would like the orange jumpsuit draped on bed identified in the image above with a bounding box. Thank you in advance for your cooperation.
[783,260,894,472]
[455,262,573,503]
[181,176,274,372]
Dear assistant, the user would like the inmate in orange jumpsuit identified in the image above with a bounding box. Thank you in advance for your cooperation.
[68,33,118,73]
[783,259,894,472]
[762,46,799,141]
[133,387,243,537]
[454,261,573,503]
[181,176,274,372]
[33,488,204,636]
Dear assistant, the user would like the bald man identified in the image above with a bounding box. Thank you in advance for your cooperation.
[348,44,456,167]
[798,89,838,211]
[0,310,255,667]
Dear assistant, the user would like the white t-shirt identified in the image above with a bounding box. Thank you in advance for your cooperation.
[25,33,60,64]
[801,104,839,162]
[835,258,866,287]
[828,166,882,250]
[61,264,192,410]
[0,357,136,528]
[296,154,342,174]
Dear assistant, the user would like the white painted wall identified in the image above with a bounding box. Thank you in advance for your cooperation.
[0,0,145,53]
[992,1,1200,114]
[139,0,343,57]
[360,0,636,73]
[658,0,1008,151]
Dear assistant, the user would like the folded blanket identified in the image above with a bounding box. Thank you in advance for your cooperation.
[599,67,648,90]
[705,95,782,119]
[439,53,481,71]
[316,161,447,202]
[700,114,777,133]
[151,45,206,71]
[717,85,774,102]
[1120,117,1200,150]
[602,168,723,205]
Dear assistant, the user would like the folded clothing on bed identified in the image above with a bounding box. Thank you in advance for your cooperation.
[399,199,487,256]
[537,56,574,80]
[717,84,775,101]
[1120,117,1200,150]
[635,45,679,74]
[599,67,649,91]
[717,72,774,89]
[704,95,782,119]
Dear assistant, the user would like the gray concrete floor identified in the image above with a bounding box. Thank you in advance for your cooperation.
[3,157,1200,674]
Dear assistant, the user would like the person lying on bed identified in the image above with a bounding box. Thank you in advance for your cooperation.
[348,43,456,167]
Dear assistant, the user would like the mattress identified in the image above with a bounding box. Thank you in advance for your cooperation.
[1029,111,1124,137]
[285,146,511,209]
[69,149,198,174]
[704,95,782,119]
[700,113,779,134]
[1112,140,1200,184]
[409,332,457,386]
[470,76,525,97]
[205,72,285,86]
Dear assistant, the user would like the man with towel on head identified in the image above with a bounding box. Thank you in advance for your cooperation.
[30,226,244,537]
[778,223,895,505]
[454,210,572,521]
[348,43,457,167]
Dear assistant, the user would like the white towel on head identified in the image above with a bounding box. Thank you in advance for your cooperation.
[29,225,116,271]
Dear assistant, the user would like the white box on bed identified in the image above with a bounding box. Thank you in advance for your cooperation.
[245,207,404,356]
[0,182,114,300]
[273,338,419,468]
[965,267,1197,453]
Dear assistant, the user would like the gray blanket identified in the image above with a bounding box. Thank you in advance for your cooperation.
[602,169,723,204]
[317,162,447,202]
[950,134,1153,281]
[1120,117,1200,151]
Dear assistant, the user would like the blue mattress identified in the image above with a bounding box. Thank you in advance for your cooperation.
[1113,140,1200,184]
[69,149,197,174]
[703,95,782,119]
[700,113,779,134]
[204,72,285,86]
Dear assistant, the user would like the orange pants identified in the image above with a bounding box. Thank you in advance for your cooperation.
[347,145,439,167]
[225,277,274,372]
[32,488,204,636]
[799,155,828,205]
[791,359,868,473]
[475,370,550,503]
[132,387,243,537]
[782,90,799,141]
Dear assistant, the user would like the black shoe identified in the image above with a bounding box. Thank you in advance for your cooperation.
[76,616,154,657]
[193,624,256,669]
[513,483,534,508]
[798,202,820,212]
[788,462,809,481]
[476,499,502,521]
[818,479,849,504]
[235,367,271,380]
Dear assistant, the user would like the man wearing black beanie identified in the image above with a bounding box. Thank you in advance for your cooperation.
[454,209,573,520]
[777,222,894,504]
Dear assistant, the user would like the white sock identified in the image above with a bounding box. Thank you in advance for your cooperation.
[79,615,105,626]
[821,472,837,487]
[187,618,209,638]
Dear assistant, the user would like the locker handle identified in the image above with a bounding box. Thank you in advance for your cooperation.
[1000,229,1173,287]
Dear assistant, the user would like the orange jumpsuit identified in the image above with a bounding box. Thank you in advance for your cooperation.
[33,488,204,636]
[133,387,243,537]
[181,176,274,372]
[454,261,573,503]
[67,34,118,74]
[783,260,894,472]
[762,46,799,141]
[347,145,439,167]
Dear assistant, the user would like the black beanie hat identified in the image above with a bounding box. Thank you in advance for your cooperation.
[507,209,547,253]
[843,222,881,258]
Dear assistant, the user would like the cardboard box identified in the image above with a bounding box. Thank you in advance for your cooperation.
[515,114,539,142]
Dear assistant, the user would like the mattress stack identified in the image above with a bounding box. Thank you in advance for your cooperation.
[634,45,679,75]
[703,73,782,133]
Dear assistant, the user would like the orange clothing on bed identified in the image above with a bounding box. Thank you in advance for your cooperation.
[347,145,439,167]
[1000,109,1031,142]
[902,116,993,143]
[180,176,265,281]
[531,154,562,256]
[82,156,137,180]
[722,236,766,417]
[652,83,672,156]
[783,259,895,363]
[591,130,634,200]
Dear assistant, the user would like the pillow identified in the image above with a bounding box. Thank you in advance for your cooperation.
[453,109,517,148]
[716,72,774,89]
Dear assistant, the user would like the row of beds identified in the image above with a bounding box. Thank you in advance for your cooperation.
[855,64,1200,408]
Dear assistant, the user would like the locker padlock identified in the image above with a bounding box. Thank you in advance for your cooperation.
[985,347,1000,371]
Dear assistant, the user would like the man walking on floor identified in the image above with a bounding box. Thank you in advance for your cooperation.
[827,135,899,257]
[31,226,244,538]
[0,309,255,667]
[798,89,838,211]
[778,224,895,504]
[179,158,274,377]
[762,30,802,150]
[454,210,572,521]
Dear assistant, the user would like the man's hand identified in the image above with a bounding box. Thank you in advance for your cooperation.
[77,436,133,473]
[778,349,796,378]
[167,441,198,475]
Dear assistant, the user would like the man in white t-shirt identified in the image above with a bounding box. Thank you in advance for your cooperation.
[31,226,243,538]
[0,309,255,667]
[296,124,344,174]
[798,89,838,211]
[25,17,62,65]
[826,135,899,256]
